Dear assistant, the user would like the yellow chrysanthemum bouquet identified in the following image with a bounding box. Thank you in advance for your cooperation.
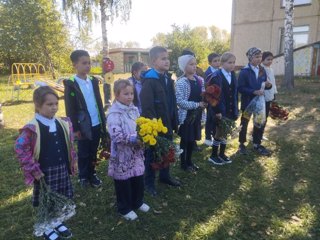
[136,117,181,170]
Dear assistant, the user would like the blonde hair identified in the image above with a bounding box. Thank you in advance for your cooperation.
[220,52,236,63]
[33,86,59,113]
[113,79,133,97]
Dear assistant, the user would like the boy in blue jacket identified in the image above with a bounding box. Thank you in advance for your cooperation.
[237,47,272,156]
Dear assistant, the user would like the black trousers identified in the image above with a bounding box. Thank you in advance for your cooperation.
[205,107,214,140]
[114,175,144,215]
[77,125,101,179]
[180,139,195,169]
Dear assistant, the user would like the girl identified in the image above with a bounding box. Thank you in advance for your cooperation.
[128,62,148,114]
[176,55,207,172]
[106,79,149,221]
[261,51,278,140]
[15,86,77,240]
[207,52,238,165]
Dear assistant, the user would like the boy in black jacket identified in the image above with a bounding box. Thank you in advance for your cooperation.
[140,46,181,196]
[64,50,107,187]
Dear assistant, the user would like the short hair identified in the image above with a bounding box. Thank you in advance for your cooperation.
[262,51,274,61]
[149,46,167,61]
[181,49,195,57]
[113,79,133,96]
[208,53,220,63]
[131,62,146,74]
[70,50,90,63]
[33,86,59,112]
[220,52,236,63]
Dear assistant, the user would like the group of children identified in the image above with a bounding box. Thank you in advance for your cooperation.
[14,46,277,239]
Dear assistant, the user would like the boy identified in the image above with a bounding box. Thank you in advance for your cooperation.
[64,50,107,187]
[204,53,220,146]
[140,46,181,196]
[237,47,272,156]
[207,52,238,165]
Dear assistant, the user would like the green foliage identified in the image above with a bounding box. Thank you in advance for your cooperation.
[0,0,73,74]
[90,66,103,74]
[152,24,231,73]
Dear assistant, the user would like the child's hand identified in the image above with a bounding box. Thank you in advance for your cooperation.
[215,113,222,119]
[199,101,208,108]
[254,90,264,96]
[265,81,272,88]
[74,131,82,140]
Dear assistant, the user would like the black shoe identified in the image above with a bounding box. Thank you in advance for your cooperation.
[89,174,102,188]
[254,145,271,156]
[43,230,61,240]
[181,166,196,173]
[208,156,224,165]
[159,178,181,187]
[79,178,89,188]
[55,223,72,239]
[191,163,199,171]
[145,186,158,197]
[238,144,247,155]
[219,154,232,164]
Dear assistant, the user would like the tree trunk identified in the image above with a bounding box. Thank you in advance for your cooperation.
[100,0,109,57]
[283,0,294,89]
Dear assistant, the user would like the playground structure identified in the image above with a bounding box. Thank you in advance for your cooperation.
[7,63,64,101]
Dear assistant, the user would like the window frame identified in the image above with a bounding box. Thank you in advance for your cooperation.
[278,25,310,53]
[280,0,312,7]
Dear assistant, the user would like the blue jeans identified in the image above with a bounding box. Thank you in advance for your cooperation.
[77,125,101,179]
[144,148,170,189]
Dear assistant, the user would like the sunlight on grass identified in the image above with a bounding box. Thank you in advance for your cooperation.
[0,188,32,209]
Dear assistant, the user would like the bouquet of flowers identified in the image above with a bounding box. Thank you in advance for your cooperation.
[34,178,76,237]
[214,117,241,141]
[243,95,266,128]
[269,101,289,120]
[136,117,182,170]
[98,133,111,161]
[202,84,221,107]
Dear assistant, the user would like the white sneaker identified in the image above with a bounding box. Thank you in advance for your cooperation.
[138,203,150,212]
[122,211,138,221]
[203,139,213,146]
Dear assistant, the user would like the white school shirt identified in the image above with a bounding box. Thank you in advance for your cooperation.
[221,68,232,84]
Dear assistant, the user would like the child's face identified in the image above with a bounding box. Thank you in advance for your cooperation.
[262,56,273,67]
[73,56,91,75]
[116,86,134,106]
[134,65,148,80]
[152,52,170,73]
[222,57,236,72]
[250,53,262,66]
[184,58,197,75]
[210,57,220,68]
[37,94,58,119]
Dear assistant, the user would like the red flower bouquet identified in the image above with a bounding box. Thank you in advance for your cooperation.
[269,101,289,120]
[202,84,221,107]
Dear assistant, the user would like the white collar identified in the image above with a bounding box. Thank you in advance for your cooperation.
[35,113,56,132]
[221,68,231,76]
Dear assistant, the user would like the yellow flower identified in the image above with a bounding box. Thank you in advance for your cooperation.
[152,130,158,137]
[162,127,168,134]
[149,137,157,146]
[139,129,146,136]
[142,135,150,143]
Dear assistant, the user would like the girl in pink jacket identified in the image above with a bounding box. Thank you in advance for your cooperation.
[15,86,77,240]
[106,79,149,221]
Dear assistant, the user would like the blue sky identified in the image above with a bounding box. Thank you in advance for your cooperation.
[92,0,233,48]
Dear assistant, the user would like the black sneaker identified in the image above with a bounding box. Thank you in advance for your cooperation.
[89,174,102,188]
[79,178,89,188]
[191,163,199,171]
[145,186,158,197]
[219,155,232,164]
[238,144,247,155]
[55,223,72,239]
[159,177,181,187]
[254,145,271,156]
[208,156,224,165]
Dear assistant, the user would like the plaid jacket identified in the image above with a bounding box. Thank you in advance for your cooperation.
[175,75,205,124]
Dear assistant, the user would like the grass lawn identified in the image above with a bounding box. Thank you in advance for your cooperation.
[1,75,320,240]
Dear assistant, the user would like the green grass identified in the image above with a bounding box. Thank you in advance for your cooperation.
[1,76,320,240]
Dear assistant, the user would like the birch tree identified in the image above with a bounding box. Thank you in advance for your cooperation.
[283,0,294,89]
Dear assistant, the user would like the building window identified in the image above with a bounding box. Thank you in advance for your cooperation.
[281,0,312,7]
[279,25,309,53]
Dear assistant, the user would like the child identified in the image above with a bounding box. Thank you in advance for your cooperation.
[207,52,239,165]
[140,46,181,196]
[261,51,278,140]
[64,50,107,188]
[15,86,77,240]
[204,53,220,146]
[106,79,149,221]
[176,54,207,171]
[128,61,148,114]
[237,47,272,156]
